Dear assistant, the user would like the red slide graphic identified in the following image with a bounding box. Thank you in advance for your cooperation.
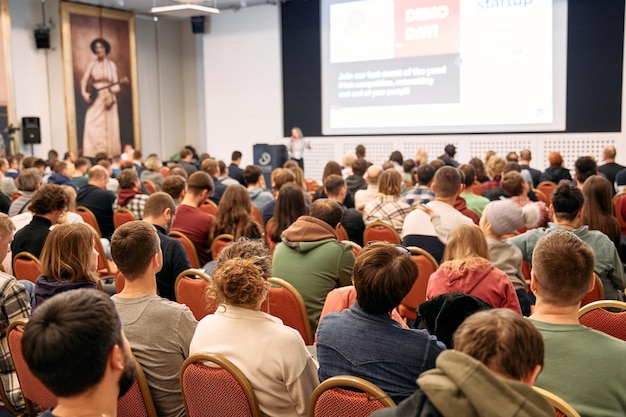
[394,0,459,58]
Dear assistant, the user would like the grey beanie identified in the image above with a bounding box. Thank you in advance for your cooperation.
[484,200,540,236]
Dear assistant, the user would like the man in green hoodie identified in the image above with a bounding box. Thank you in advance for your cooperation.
[272,198,355,331]
[371,309,554,417]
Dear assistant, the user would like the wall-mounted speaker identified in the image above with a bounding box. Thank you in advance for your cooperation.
[22,117,41,145]
[34,28,50,49]
[191,16,205,34]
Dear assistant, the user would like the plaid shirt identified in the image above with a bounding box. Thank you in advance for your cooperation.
[0,273,31,411]
[480,179,501,194]
[364,195,414,234]
[403,185,435,206]
[113,194,150,220]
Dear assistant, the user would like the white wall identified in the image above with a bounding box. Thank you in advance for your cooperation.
[200,5,626,182]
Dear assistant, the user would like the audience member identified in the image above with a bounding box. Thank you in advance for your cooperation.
[438,144,459,167]
[209,184,263,242]
[200,158,227,205]
[345,158,368,194]
[355,144,372,167]
[598,146,624,194]
[0,158,17,198]
[178,148,197,177]
[58,185,84,224]
[501,170,548,226]
[22,289,136,417]
[426,224,522,314]
[76,166,117,239]
[161,174,186,204]
[510,180,625,299]
[228,151,246,186]
[371,309,554,417]
[113,168,149,219]
[581,175,621,251]
[244,165,274,210]
[140,155,164,191]
[341,153,356,178]
[142,192,192,301]
[12,184,68,260]
[481,200,540,316]
[190,238,318,417]
[389,150,405,173]
[317,242,445,403]
[452,170,480,225]
[272,199,355,330]
[32,223,99,312]
[111,221,196,417]
[171,171,215,265]
[458,164,489,215]
[70,157,91,189]
[574,155,598,189]
[262,168,297,224]
[363,169,412,234]
[216,160,239,186]
[529,231,626,417]
[403,163,435,206]
[402,167,474,262]
[270,183,307,244]
[469,157,489,183]
[313,161,354,208]
[540,151,572,183]
[323,174,365,245]
[519,149,542,187]
[97,159,120,192]
[9,167,41,216]
[480,155,506,195]
[47,160,76,190]
[354,164,382,210]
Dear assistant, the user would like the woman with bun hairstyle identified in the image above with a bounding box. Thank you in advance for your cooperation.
[426,223,522,315]
[480,199,541,316]
[190,238,318,417]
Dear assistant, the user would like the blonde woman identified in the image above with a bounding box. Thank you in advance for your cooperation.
[140,154,164,191]
[363,169,412,234]
[58,185,84,224]
[32,223,99,312]
[426,224,522,314]
[190,239,318,417]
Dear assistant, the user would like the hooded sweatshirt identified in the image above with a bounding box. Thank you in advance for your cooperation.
[272,216,355,330]
[426,258,522,314]
[372,350,554,417]
[32,275,97,313]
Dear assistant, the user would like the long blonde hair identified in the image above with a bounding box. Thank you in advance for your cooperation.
[443,224,490,272]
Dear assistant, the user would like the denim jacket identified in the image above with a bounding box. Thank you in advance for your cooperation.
[317,303,446,403]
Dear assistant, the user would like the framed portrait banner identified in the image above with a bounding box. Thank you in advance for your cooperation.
[60,1,140,158]
[0,0,14,157]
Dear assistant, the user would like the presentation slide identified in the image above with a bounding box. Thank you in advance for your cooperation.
[320,0,568,135]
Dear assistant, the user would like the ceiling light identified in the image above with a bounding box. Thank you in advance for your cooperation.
[150,4,220,17]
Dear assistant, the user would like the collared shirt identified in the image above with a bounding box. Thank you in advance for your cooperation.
[363,195,413,234]
[113,194,150,220]
[403,185,435,206]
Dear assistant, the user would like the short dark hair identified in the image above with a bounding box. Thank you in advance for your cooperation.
[416,164,435,186]
[352,158,368,177]
[187,171,214,196]
[309,199,343,228]
[22,289,123,397]
[243,165,263,186]
[30,184,68,215]
[458,164,476,188]
[389,150,403,165]
[355,144,366,158]
[117,168,138,189]
[53,160,67,173]
[501,171,525,196]
[353,242,417,315]
[552,180,584,221]
[143,192,176,219]
[162,175,186,201]
[74,157,90,171]
[433,166,461,198]
[111,221,160,279]
[323,174,345,197]
[575,156,598,185]
[200,158,218,176]
[231,151,242,161]
[180,148,192,159]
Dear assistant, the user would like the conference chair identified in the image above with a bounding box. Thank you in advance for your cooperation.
[335,224,349,242]
[259,277,314,345]
[533,387,581,417]
[578,300,626,342]
[308,375,395,417]
[8,318,57,417]
[115,271,126,294]
[363,221,401,245]
[117,356,158,417]
[211,234,234,260]
[397,246,439,322]
[169,231,201,269]
[12,252,42,283]
[341,240,362,258]
[142,180,157,195]
[535,181,557,207]
[180,353,262,417]
[613,193,626,235]
[175,268,215,320]
[580,274,605,307]
[76,206,102,238]
[200,199,218,217]
[113,207,137,229]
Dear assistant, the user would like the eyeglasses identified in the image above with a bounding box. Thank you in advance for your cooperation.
[366,241,411,257]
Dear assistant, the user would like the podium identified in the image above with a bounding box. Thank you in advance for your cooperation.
[253,144,289,188]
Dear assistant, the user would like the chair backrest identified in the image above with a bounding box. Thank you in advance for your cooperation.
[613,193,626,234]
[211,234,234,260]
[305,178,320,196]
[580,273,605,307]
[578,300,626,341]
[309,375,395,417]
[533,188,549,205]
[12,252,42,283]
[114,208,137,229]
[142,180,157,195]
[335,224,349,242]
[115,271,126,294]
[397,247,439,321]
[536,181,557,207]
[259,277,314,345]
[363,221,401,245]
[10,192,22,202]
[175,269,215,320]
[95,234,119,278]
[341,240,362,258]
[471,181,482,196]
[200,199,218,217]
[160,167,170,178]
[117,356,158,417]
[180,353,262,417]
[76,206,102,238]
[7,319,57,417]
[533,386,581,417]
[169,231,201,268]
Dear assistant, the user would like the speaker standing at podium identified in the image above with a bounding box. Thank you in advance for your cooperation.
[287,127,311,171]
[80,38,125,158]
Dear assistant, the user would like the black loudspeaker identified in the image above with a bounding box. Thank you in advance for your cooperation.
[34,28,50,49]
[191,16,205,34]
[22,117,41,145]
